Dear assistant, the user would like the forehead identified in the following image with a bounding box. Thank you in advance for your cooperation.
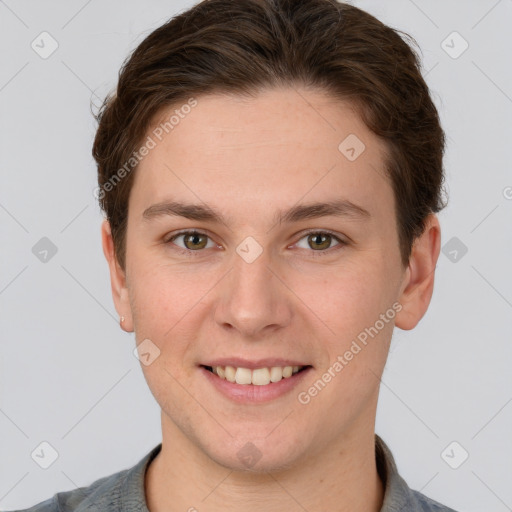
[129,87,393,226]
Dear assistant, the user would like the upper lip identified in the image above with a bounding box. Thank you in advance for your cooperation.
[201,358,310,369]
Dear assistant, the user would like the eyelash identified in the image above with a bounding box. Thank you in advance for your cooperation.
[165,229,347,258]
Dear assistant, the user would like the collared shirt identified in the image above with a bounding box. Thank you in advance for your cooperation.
[11,435,458,511]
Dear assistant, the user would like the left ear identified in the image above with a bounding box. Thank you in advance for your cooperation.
[395,214,441,330]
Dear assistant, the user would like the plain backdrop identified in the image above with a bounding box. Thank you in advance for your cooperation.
[1,1,511,510]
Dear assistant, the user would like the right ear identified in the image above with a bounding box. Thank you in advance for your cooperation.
[101,219,134,332]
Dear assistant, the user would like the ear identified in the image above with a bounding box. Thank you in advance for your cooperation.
[395,214,441,330]
[101,219,134,332]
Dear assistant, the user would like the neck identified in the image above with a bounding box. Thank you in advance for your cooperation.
[145,414,384,512]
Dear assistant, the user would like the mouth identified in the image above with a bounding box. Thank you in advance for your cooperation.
[201,364,311,386]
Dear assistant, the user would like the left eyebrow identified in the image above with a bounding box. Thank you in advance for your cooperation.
[142,199,371,225]
[279,199,371,224]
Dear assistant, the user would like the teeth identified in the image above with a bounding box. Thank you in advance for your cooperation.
[235,367,252,385]
[270,366,283,382]
[252,368,271,386]
[224,365,236,383]
[208,365,305,385]
[282,366,293,378]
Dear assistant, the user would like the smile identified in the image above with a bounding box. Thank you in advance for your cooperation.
[203,365,308,385]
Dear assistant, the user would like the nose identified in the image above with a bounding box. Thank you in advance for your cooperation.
[214,248,293,339]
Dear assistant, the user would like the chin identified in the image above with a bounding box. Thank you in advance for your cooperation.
[203,434,305,474]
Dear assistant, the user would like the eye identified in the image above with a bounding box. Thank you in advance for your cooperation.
[165,229,346,258]
[166,230,216,253]
[294,230,345,256]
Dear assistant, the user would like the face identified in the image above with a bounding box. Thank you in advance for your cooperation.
[103,86,439,472]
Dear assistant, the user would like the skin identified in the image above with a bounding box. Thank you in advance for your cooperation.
[101,86,441,512]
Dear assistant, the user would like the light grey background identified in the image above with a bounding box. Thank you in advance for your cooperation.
[1,0,511,510]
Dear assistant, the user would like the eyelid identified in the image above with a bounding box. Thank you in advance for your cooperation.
[293,228,347,245]
[165,228,347,256]
[291,229,347,256]
[165,229,220,254]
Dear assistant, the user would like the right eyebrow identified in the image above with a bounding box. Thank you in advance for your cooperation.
[142,201,224,223]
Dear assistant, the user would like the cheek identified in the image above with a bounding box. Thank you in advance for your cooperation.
[291,259,393,340]
[292,257,397,400]
[130,265,202,410]
[128,256,204,328]
[127,262,197,361]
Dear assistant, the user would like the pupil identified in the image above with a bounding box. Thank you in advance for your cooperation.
[187,233,204,249]
[311,233,329,250]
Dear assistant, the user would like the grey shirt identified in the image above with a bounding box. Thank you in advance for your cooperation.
[10,435,458,511]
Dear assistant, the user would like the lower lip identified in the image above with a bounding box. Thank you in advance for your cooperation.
[200,366,313,404]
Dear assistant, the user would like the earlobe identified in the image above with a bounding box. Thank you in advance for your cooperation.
[101,219,134,332]
[395,214,441,331]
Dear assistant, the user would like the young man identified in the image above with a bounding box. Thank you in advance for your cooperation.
[14,0,457,510]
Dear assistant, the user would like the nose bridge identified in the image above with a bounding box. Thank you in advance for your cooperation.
[214,244,291,337]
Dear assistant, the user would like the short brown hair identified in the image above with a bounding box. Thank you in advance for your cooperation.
[92,0,447,270]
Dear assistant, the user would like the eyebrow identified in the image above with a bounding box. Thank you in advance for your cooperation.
[142,199,371,225]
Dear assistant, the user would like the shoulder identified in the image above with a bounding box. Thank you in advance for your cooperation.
[6,469,127,512]
[410,488,460,511]
[375,434,460,512]
[6,443,162,512]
